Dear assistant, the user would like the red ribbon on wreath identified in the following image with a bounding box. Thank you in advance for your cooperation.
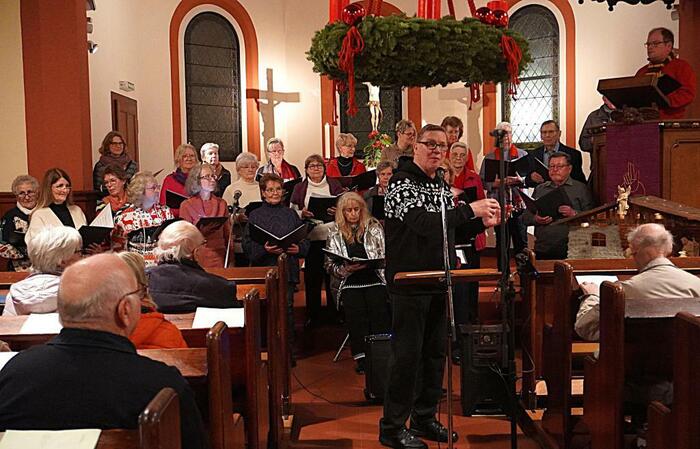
[469,83,481,110]
[500,35,522,96]
[338,4,366,116]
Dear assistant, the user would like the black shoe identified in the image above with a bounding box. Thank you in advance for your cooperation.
[410,418,458,443]
[379,428,427,449]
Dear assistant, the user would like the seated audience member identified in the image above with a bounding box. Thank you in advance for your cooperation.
[243,173,310,342]
[180,163,229,268]
[2,227,82,316]
[325,192,390,374]
[578,96,616,153]
[440,115,474,170]
[223,152,262,209]
[576,223,700,341]
[26,168,87,243]
[381,119,415,168]
[112,171,174,265]
[97,165,131,215]
[291,154,344,325]
[255,138,301,182]
[118,252,187,350]
[522,152,594,260]
[148,220,239,313]
[200,142,231,195]
[479,122,528,268]
[364,160,394,218]
[160,143,197,217]
[0,175,39,271]
[326,133,366,178]
[92,131,138,198]
[0,253,208,449]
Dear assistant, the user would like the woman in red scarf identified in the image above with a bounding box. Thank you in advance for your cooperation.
[97,165,130,216]
[326,133,366,178]
[93,131,138,198]
[160,143,197,217]
[255,137,301,182]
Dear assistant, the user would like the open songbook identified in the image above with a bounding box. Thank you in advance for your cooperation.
[331,170,377,191]
[165,189,188,209]
[322,248,384,270]
[249,223,308,249]
[78,206,114,248]
[307,194,339,223]
[483,155,549,182]
[519,188,572,219]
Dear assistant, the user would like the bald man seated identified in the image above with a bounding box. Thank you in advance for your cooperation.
[575,223,700,341]
[0,253,209,449]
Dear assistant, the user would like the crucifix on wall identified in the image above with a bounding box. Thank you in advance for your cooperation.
[246,68,301,145]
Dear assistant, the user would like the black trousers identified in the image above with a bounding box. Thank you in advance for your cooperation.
[305,240,335,322]
[342,285,391,358]
[494,215,527,270]
[382,292,447,431]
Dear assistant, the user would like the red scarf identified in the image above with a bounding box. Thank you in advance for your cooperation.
[493,144,520,160]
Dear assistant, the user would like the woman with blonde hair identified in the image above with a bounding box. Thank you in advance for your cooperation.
[160,143,198,216]
[117,251,188,349]
[325,192,390,373]
[326,133,366,178]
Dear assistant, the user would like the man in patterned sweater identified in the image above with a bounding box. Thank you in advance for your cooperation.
[379,124,501,449]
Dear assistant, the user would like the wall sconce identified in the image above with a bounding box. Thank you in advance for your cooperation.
[88,40,99,54]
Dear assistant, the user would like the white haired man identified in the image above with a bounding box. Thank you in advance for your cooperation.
[2,226,82,316]
[147,221,239,313]
[0,253,208,449]
[200,142,231,194]
[575,223,700,341]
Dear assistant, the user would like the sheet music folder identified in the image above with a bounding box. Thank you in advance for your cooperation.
[332,170,377,190]
[322,248,384,270]
[249,223,308,249]
[520,188,572,219]
[597,75,677,109]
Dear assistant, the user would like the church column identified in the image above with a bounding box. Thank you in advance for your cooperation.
[20,0,93,190]
[679,0,700,118]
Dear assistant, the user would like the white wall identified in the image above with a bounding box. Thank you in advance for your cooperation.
[0,0,28,191]
[0,0,680,191]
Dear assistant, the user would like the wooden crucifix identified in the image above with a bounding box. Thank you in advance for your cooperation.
[246,68,301,145]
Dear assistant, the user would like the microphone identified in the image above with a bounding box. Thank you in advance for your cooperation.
[232,190,242,207]
[435,167,446,181]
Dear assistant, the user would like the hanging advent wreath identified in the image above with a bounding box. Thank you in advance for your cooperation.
[307,14,531,91]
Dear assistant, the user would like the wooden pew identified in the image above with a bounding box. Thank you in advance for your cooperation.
[647,312,700,449]
[582,282,700,449]
[0,387,182,449]
[519,251,700,397]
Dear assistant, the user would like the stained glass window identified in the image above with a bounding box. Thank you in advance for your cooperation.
[502,5,560,148]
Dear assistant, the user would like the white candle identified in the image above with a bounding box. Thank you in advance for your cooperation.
[324,122,331,159]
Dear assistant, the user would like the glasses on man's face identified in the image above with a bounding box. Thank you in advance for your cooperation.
[118,285,149,304]
[264,187,283,193]
[417,141,448,153]
[548,164,570,171]
[644,40,668,48]
[306,163,324,169]
[17,191,36,197]
[199,175,216,181]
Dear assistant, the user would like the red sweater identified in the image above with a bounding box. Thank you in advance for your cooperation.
[130,311,188,349]
[636,58,697,119]
[325,157,366,178]
[453,168,486,251]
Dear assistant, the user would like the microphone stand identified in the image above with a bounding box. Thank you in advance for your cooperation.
[224,203,239,268]
[438,171,457,449]
[494,130,518,449]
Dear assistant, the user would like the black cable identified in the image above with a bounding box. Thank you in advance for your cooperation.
[291,369,368,408]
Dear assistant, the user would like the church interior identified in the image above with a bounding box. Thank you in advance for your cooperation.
[0,0,699,448]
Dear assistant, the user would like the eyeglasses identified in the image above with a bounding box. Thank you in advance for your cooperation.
[182,154,197,160]
[104,178,121,185]
[17,191,36,197]
[401,131,416,137]
[118,285,148,303]
[417,141,448,152]
[199,175,216,181]
[264,187,283,193]
[110,141,125,146]
[450,152,467,159]
[306,163,325,169]
[644,40,669,48]
[145,184,160,191]
[268,149,284,155]
[52,184,72,191]
[548,164,570,170]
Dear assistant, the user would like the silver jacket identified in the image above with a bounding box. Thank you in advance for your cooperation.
[324,220,386,303]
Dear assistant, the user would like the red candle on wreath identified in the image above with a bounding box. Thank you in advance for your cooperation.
[487,0,508,12]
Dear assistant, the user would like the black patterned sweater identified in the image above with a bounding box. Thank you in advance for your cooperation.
[384,161,485,295]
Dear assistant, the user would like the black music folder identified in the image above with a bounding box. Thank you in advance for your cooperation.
[308,195,339,223]
[520,188,572,219]
[244,201,263,216]
[332,170,377,191]
[196,216,228,233]
[322,248,384,270]
[165,190,188,209]
[78,226,113,248]
[249,223,308,249]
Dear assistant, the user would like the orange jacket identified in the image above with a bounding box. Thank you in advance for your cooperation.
[130,312,188,350]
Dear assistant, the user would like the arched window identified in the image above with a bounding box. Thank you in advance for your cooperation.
[502,5,560,148]
[184,12,242,161]
[340,86,403,158]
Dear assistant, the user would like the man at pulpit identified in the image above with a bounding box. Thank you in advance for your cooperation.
[635,27,696,119]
